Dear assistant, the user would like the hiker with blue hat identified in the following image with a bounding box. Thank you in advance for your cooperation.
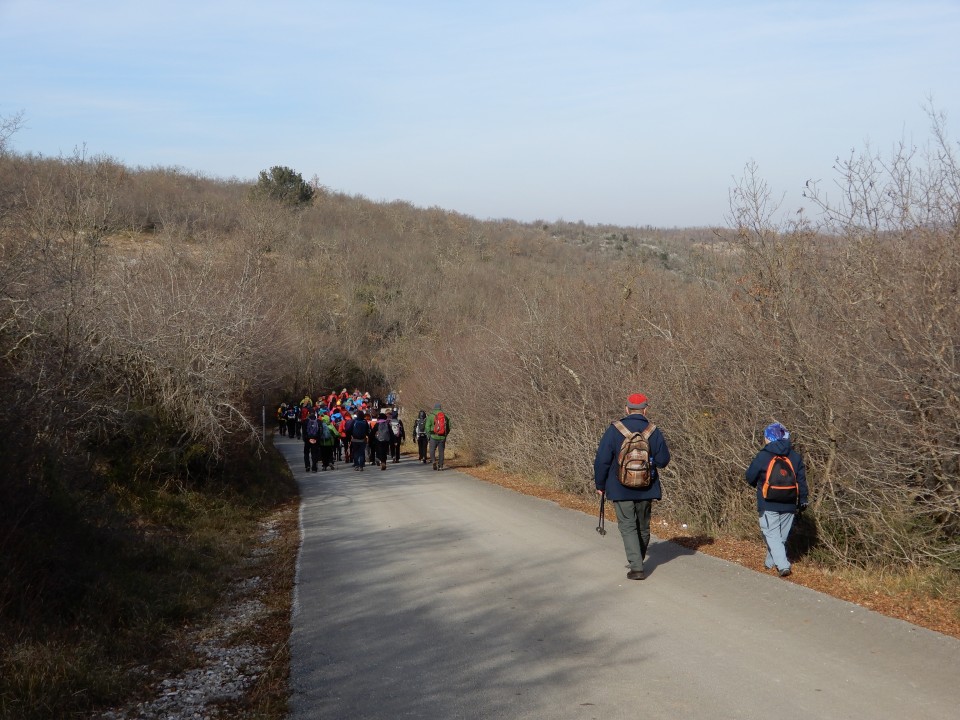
[745,422,809,577]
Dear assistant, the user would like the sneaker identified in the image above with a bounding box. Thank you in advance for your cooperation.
[778,568,792,578]
[627,569,645,581]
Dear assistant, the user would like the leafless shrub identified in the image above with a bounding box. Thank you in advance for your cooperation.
[93,238,283,461]
[398,110,959,572]
[2,105,956,572]
[0,110,24,156]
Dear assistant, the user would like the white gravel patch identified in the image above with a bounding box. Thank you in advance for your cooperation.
[97,516,285,719]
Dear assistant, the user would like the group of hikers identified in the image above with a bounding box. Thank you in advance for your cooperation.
[275,389,451,473]
[278,388,808,582]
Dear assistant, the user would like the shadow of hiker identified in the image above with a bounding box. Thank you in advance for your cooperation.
[643,534,715,577]
[667,534,716,552]
[786,509,819,561]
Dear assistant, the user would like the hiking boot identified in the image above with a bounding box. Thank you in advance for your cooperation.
[432,462,438,470]
[381,462,386,470]
[627,569,645,581]
[778,568,792,578]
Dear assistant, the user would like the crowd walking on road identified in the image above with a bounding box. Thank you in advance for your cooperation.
[274,389,447,475]
[282,385,807,583]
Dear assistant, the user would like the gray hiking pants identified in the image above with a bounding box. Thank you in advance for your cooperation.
[614,499,652,571]
[428,438,446,468]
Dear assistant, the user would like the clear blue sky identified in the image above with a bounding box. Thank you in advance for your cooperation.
[2,1,958,227]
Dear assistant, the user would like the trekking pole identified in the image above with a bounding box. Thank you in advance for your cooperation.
[596,493,607,536]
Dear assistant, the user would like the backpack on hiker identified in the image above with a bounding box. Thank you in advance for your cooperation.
[389,418,401,439]
[433,411,447,436]
[351,420,367,439]
[305,417,320,443]
[612,420,656,489]
[319,421,332,442]
[414,417,426,438]
[761,455,799,505]
[376,420,392,443]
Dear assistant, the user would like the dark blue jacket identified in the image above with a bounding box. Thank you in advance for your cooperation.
[745,438,809,514]
[351,418,369,440]
[594,414,670,501]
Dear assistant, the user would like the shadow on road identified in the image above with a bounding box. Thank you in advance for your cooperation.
[641,534,713,578]
[291,460,660,719]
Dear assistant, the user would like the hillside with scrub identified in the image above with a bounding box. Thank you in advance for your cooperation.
[1,108,959,717]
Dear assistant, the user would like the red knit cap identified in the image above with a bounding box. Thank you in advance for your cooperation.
[627,393,648,409]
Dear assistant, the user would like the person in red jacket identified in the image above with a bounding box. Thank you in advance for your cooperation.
[336,413,348,461]
[297,403,310,439]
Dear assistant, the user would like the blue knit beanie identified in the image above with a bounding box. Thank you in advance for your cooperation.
[764,422,789,443]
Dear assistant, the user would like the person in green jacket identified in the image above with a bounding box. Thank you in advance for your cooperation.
[319,413,339,471]
[426,403,451,471]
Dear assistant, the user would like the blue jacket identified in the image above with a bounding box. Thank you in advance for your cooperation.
[351,418,369,440]
[745,438,808,514]
[594,414,670,501]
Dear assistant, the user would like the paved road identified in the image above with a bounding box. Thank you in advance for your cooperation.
[281,439,960,720]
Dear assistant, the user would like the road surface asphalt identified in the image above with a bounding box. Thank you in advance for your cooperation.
[279,438,960,720]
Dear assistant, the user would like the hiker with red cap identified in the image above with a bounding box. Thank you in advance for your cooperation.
[594,392,671,581]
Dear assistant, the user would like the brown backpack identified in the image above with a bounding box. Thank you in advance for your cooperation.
[613,420,656,489]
